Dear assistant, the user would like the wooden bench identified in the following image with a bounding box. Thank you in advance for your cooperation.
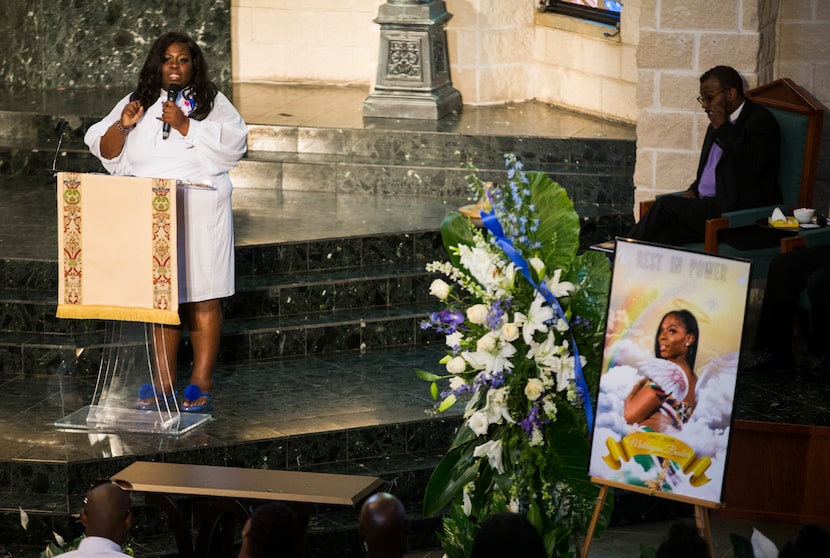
[113,461,384,558]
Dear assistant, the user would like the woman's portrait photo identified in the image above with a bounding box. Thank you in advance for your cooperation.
[588,241,751,505]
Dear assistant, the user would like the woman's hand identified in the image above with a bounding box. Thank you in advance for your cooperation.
[120,100,144,129]
[161,99,189,136]
[101,100,144,159]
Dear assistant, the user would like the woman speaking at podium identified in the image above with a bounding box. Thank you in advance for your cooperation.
[84,31,248,413]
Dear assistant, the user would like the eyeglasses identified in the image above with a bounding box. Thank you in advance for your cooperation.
[696,89,728,105]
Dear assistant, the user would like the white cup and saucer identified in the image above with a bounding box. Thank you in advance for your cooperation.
[793,207,819,228]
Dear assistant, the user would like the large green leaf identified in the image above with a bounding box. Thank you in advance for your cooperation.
[440,211,477,268]
[528,171,580,275]
[423,442,482,517]
[567,250,612,394]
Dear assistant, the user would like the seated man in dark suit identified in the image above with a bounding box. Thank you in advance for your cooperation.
[628,65,781,245]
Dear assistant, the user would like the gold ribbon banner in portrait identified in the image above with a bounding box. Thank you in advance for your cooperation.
[602,432,712,487]
[56,172,180,325]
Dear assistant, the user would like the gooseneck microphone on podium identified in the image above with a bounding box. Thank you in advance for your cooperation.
[162,84,182,140]
[47,119,70,180]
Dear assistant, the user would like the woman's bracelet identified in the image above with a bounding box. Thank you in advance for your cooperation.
[114,121,134,133]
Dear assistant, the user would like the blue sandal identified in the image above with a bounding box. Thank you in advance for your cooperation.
[182,384,212,413]
[135,384,177,411]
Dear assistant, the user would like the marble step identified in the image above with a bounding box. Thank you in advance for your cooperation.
[0,141,634,213]
[0,261,440,328]
[0,106,635,170]
[0,300,442,378]
[232,151,634,209]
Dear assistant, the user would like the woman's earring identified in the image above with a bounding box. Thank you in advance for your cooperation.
[685,342,691,346]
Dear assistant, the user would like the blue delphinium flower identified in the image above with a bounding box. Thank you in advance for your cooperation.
[420,310,466,334]
[519,403,549,438]
[485,297,513,330]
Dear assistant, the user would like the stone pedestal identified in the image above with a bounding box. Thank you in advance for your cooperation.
[364,0,462,120]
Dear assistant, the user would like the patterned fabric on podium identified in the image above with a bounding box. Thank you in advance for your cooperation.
[56,172,179,324]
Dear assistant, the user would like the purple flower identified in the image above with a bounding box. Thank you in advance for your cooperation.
[474,370,509,390]
[485,297,512,330]
[421,310,467,334]
[519,404,549,438]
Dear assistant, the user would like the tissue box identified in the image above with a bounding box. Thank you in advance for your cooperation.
[769,216,800,228]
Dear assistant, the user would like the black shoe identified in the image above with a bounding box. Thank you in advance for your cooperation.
[742,349,794,373]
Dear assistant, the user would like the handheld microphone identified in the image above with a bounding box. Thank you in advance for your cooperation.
[162,84,182,140]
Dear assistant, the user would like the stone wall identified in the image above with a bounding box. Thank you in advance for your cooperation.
[632,0,777,212]
[230,0,638,122]
[232,0,380,84]
[443,0,535,105]
[533,1,640,123]
[777,0,830,213]
[0,0,232,91]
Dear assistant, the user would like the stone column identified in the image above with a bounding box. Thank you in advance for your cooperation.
[364,0,462,119]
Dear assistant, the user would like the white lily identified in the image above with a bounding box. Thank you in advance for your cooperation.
[516,293,554,345]
[546,268,575,298]
[468,409,489,436]
[462,484,474,516]
[485,387,514,425]
[473,439,505,474]
[463,338,516,377]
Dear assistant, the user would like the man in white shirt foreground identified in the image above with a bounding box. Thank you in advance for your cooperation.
[61,481,132,557]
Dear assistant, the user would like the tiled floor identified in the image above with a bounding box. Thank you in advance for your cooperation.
[0,84,826,556]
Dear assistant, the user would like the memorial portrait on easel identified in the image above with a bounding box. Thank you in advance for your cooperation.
[588,240,751,507]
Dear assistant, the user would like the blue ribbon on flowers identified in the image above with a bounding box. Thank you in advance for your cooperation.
[479,208,595,433]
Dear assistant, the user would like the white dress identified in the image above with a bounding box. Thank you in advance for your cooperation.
[85,89,248,303]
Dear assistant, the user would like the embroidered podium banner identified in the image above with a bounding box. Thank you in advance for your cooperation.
[588,240,751,507]
[56,172,179,325]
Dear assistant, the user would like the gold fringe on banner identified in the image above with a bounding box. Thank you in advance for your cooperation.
[56,304,180,325]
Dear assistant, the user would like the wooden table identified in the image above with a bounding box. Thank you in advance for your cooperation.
[113,461,384,558]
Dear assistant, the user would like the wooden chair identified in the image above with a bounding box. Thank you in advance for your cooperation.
[638,78,824,277]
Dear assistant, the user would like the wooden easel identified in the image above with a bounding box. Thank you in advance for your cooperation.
[581,478,718,558]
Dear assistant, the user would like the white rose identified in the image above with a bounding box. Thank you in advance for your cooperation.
[501,322,520,342]
[476,331,498,352]
[467,304,489,325]
[446,356,467,374]
[524,378,545,401]
[449,376,467,391]
[429,278,451,300]
[445,331,463,348]
[468,410,489,436]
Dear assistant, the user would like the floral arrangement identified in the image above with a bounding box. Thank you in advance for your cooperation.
[418,155,613,557]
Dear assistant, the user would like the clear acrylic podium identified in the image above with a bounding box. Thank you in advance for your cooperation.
[53,173,212,435]
[54,322,212,435]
